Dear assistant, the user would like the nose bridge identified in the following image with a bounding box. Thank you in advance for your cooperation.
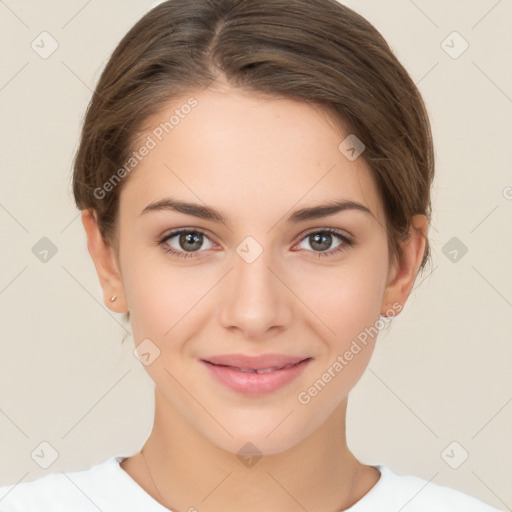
[218,235,292,337]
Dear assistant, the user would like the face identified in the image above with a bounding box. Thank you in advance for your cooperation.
[101,83,403,455]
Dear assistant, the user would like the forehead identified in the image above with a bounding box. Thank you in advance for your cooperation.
[121,84,385,227]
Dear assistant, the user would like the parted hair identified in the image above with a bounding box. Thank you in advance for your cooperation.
[73,0,434,277]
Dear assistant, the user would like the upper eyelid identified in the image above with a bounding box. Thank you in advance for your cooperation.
[160,227,215,244]
[299,226,352,240]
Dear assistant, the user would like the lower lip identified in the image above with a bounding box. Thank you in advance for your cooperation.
[201,359,311,396]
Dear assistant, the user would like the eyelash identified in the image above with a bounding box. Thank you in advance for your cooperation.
[158,228,353,260]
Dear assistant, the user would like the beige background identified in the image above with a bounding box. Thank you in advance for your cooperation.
[0,0,510,509]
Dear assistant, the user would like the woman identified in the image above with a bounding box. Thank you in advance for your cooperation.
[0,0,501,510]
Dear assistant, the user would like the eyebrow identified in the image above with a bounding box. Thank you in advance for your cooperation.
[138,197,373,224]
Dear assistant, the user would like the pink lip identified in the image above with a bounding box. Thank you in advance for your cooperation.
[201,353,312,396]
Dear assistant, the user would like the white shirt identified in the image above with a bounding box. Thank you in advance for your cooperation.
[0,455,501,511]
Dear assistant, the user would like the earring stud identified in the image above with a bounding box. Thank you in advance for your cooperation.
[110,295,117,302]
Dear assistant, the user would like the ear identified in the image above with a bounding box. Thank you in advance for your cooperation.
[380,214,428,317]
[81,209,128,313]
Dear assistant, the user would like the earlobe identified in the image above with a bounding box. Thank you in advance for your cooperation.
[81,209,127,313]
[380,214,428,317]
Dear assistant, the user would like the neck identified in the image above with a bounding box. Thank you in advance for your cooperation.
[126,388,377,512]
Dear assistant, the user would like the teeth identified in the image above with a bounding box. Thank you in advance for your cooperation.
[255,367,279,374]
[235,362,299,374]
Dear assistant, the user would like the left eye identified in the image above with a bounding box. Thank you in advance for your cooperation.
[295,229,352,258]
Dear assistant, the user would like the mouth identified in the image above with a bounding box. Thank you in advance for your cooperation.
[200,354,312,395]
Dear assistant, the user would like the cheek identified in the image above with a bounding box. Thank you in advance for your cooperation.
[120,244,200,343]
[295,253,387,348]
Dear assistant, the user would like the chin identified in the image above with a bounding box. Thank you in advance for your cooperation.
[198,414,313,458]
[220,433,302,458]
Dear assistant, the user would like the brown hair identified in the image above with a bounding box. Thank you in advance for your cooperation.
[72,0,434,306]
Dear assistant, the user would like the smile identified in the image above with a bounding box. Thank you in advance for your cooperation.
[201,355,312,395]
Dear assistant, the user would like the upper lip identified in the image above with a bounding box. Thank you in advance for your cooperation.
[202,353,310,370]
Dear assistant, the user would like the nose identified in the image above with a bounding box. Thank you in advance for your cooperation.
[218,244,293,341]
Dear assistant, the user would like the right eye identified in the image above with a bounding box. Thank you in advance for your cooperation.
[159,229,215,259]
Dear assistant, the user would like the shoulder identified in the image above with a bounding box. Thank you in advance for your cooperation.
[362,465,502,512]
[0,456,120,511]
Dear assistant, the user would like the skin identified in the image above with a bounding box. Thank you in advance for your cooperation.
[82,80,427,511]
